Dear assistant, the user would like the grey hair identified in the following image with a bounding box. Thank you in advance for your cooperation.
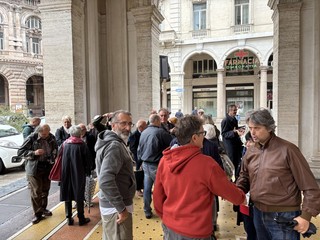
[69,125,82,137]
[110,110,132,123]
[149,114,160,124]
[245,108,276,132]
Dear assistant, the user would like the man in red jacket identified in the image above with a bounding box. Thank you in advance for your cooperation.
[153,115,245,239]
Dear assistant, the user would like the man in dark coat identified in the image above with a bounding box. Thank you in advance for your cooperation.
[60,125,92,226]
[221,104,245,179]
[55,115,72,146]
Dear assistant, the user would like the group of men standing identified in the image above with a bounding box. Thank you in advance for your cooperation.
[16,105,320,240]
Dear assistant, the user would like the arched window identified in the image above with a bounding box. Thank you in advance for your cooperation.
[0,14,3,50]
[26,17,41,30]
[25,16,42,54]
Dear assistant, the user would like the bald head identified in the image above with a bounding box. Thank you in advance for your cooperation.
[136,119,147,132]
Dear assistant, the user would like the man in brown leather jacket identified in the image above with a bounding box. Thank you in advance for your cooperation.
[236,108,320,240]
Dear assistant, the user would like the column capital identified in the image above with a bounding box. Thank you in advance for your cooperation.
[131,5,164,25]
[268,0,302,10]
[169,72,184,77]
[260,65,269,72]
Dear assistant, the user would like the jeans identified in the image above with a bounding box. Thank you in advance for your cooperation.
[253,207,300,240]
[142,162,158,215]
[162,223,212,240]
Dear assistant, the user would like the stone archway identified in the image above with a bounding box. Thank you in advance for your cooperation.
[26,75,44,117]
[0,74,9,106]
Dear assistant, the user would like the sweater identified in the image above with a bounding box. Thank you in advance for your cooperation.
[153,144,245,238]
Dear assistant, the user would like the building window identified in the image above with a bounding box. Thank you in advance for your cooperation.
[0,32,3,50]
[25,16,42,54]
[0,14,3,50]
[26,17,41,29]
[193,3,206,30]
[193,59,217,78]
[235,0,249,25]
[25,0,40,6]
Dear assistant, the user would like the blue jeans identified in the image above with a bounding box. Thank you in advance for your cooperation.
[142,162,158,214]
[253,207,300,240]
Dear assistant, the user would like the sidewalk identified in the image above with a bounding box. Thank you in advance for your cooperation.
[1,178,319,240]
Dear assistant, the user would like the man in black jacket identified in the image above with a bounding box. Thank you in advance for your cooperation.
[221,104,245,178]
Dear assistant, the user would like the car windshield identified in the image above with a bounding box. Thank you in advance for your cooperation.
[0,126,19,137]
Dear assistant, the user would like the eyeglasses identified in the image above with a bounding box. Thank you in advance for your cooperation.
[115,121,134,127]
[195,131,206,136]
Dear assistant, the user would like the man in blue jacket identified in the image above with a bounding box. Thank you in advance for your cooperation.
[138,114,172,219]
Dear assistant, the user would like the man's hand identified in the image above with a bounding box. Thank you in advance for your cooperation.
[116,208,128,224]
[293,216,310,234]
[34,149,45,156]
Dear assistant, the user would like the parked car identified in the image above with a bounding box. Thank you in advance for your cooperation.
[0,124,24,174]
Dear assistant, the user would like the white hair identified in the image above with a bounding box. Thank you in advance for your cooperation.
[203,124,216,140]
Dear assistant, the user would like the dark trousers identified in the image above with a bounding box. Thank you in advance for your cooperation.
[28,169,51,217]
[65,200,85,219]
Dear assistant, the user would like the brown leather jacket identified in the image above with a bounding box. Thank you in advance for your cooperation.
[236,133,320,221]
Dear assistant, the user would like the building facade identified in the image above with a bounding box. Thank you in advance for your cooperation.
[0,0,44,116]
[158,0,319,178]
[159,0,273,121]
[1,0,319,178]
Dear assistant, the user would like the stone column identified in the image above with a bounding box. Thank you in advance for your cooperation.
[39,0,86,130]
[169,72,184,115]
[259,66,268,108]
[86,0,100,118]
[161,79,167,109]
[268,0,302,146]
[131,6,164,116]
[216,69,225,121]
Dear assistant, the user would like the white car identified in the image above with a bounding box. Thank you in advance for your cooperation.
[0,124,24,173]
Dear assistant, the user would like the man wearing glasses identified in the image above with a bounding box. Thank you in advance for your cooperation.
[95,110,136,240]
[153,115,245,240]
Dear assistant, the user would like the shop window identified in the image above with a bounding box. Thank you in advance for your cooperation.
[193,87,217,117]
[226,84,253,118]
[193,3,206,30]
[235,0,249,25]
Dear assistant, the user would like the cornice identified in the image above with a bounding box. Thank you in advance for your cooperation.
[0,58,43,66]
[268,0,302,10]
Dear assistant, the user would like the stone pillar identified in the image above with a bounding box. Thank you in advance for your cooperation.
[216,69,225,121]
[131,6,164,116]
[86,0,100,118]
[259,66,268,108]
[268,0,302,146]
[39,0,86,130]
[170,72,184,115]
[161,79,167,109]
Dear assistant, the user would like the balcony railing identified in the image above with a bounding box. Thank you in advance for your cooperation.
[192,29,208,38]
[232,24,252,34]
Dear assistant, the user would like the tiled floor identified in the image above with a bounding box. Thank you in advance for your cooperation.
[10,192,320,240]
[131,195,247,240]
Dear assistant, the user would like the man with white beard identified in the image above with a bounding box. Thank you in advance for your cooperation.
[95,110,136,240]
